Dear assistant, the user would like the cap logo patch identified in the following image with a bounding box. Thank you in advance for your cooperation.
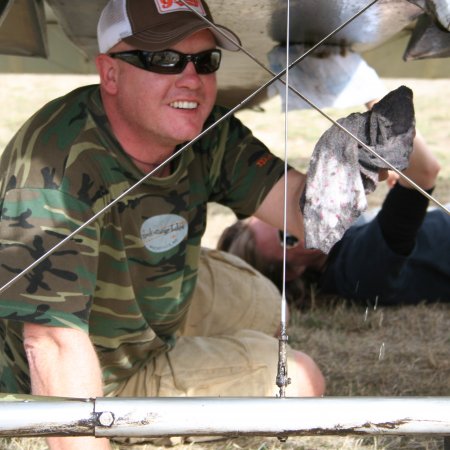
[154,0,206,16]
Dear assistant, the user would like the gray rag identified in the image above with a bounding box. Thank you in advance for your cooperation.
[302,85,416,253]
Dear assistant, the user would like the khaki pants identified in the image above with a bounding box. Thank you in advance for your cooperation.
[112,249,291,399]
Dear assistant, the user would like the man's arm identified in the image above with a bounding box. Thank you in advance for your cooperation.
[253,169,306,241]
[23,323,111,450]
[376,131,440,256]
[398,130,441,190]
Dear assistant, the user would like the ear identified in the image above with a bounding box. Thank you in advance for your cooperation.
[95,54,119,95]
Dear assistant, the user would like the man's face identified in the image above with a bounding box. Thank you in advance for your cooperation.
[248,218,326,280]
[112,29,218,149]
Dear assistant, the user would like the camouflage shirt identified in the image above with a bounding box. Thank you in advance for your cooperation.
[0,85,285,393]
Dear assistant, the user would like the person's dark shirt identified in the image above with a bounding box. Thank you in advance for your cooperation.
[320,184,450,305]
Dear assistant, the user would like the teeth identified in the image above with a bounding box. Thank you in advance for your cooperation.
[170,101,198,109]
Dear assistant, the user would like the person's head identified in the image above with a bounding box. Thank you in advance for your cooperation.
[95,0,240,150]
[219,217,327,280]
[217,218,327,306]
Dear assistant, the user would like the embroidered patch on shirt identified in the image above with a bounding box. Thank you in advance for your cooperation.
[154,0,206,15]
[141,214,188,253]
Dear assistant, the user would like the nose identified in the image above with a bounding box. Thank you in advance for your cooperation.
[175,61,202,88]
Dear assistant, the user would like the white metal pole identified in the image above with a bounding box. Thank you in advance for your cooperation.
[94,397,450,438]
[1,396,450,438]
[0,397,93,436]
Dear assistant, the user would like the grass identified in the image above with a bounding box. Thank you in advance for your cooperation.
[0,74,449,450]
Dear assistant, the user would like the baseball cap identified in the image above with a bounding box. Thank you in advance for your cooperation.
[97,0,241,53]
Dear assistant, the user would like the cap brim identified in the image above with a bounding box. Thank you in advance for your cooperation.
[211,25,241,51]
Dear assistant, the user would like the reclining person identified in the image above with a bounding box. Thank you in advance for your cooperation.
[218,132,449,307]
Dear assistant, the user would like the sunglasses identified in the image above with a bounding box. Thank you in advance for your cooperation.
[108,49,222,75]
[278,230,299,249]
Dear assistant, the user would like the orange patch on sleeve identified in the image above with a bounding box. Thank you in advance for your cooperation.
[256,154,274,167]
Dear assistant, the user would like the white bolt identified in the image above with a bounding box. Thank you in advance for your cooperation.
[98,411,114,427]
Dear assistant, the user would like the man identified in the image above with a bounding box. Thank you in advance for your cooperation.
[0,1,325,448]
[218,132,449,307]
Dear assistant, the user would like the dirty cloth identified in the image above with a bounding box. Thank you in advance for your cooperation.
[302,86,415,253]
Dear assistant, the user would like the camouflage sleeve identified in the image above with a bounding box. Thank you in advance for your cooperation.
[206,109,287,218]
[0,187,99,332]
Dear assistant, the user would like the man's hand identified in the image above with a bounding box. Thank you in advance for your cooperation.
[384,170,400,187]
[378,169,390,183]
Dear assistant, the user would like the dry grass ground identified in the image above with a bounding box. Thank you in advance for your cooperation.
[0,75,449,450]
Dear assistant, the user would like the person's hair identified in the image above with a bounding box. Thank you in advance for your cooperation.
[217,221,313,308]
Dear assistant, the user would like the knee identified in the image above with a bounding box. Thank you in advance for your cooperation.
[289,350,325,397]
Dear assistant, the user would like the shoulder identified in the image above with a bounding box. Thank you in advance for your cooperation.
[5,85,100,154]
[0,85,113,199]
[29,84,100,133]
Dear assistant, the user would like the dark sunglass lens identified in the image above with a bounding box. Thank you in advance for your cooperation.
[152,51,180,66]
[148,51,183,73]
[196,51,221,74]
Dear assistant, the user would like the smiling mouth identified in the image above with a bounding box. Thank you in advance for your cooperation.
[170,101,198,110]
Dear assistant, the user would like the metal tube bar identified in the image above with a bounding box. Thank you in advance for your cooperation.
[2,396,450,438]
[94,397,450,437]
[0,397,93,436]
